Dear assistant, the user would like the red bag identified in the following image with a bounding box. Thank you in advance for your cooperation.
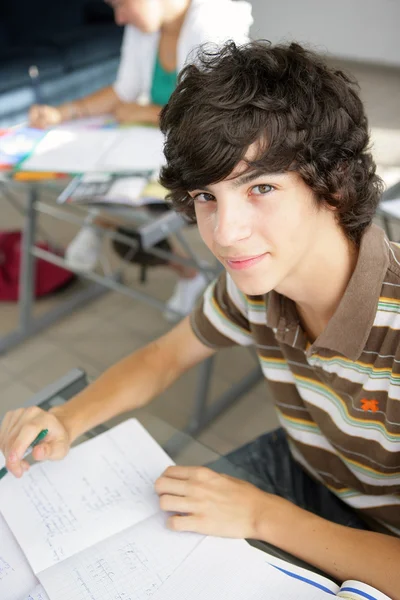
[0,231,75,301]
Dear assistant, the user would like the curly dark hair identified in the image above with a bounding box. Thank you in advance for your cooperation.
[159,40,383,245]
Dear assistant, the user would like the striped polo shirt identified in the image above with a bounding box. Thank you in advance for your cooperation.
[191,223,400,536]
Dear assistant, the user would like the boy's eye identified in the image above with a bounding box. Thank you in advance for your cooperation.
[252,184,274,195]
[193,192,215,203]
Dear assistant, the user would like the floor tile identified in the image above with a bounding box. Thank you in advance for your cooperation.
[0,337,60,374]
[0,381,36,414]
[21,347,100,393]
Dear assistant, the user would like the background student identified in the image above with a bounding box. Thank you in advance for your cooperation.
[29,0,253,320]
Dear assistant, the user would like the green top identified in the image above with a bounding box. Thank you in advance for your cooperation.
[150,54,178,107]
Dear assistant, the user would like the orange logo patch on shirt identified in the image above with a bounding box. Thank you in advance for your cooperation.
[360,398,379,412]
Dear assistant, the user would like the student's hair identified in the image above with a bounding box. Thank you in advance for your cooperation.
[159,41,383,245]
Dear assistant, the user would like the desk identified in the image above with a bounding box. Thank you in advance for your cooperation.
[0,176,263,436]
[7,367,333,581]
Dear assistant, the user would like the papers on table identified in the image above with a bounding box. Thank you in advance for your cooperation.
[18,126,165,174]
[0,419,173,574]
[0,419,392,600]
[57,173,167,207]
[0,512,42,600]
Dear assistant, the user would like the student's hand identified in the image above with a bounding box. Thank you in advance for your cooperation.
[155,466,274,539]
[29,104,63,129]
[0,406,71,478]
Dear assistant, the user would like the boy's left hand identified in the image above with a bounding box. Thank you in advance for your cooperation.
[155,465,271,539]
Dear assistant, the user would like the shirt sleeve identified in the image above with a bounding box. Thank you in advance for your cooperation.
[113,26,140,102]
[178,0,253,71]
[190,272,254,349]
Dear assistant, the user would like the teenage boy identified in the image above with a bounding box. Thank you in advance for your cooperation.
[1,41,399,597]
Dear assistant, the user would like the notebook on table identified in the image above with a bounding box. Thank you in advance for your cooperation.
[0,419,393,600]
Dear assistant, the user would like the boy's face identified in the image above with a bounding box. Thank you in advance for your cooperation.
[189,147,337,297]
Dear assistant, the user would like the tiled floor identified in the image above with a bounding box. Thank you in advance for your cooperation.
[0,55,400,458]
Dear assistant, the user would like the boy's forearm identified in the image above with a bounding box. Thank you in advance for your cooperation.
[50,318,215,443]
[258,497,400,598]
[50,339,180,443]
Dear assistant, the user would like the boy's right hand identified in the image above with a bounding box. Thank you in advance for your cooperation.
[0,407,71,478]
[29,104,63,129]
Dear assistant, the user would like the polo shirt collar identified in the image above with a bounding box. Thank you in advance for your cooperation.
[266,224,389,361]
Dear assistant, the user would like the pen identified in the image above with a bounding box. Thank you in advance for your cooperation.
[0,428,49,481]
[28,65,44,105]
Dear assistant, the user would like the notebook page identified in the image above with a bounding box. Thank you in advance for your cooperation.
[97,127,165,173]
[0,512,39,600]
[0,419,173,574]
[252,547,339,595]
[39,512,204,600]
[151,537,335,600]
[338,580,393,600]
[20,129,121,173]
[24,585,50,600]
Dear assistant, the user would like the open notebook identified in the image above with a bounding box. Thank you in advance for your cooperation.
[0,419,392,600]
[16,125,165,174]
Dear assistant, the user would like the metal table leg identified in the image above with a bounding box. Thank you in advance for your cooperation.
[0,185,109,355]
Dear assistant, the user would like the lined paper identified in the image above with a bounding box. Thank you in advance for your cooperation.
[25,585,50,600]
[20,126,165,174]
[0,512,39,600]
[0,420,173,573]
[151,537,335,600]
[39,513,203,600]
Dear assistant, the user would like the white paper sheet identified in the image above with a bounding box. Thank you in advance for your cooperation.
[97,127,165,173]
[0,420,173,574]
[24,585,50,600]
[39,513,203,600]
[20,129,121,173]
[0,512,39,600]
[20,126,165,174]
[337,580,393,600]
[151,537,335,600]
[253,547,338,595]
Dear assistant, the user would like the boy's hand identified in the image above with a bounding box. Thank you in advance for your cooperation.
[155,465,273,539]
[0,406,71,478]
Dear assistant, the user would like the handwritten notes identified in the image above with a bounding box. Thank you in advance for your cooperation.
[25,585,50,600]
[0,420,173,573]
[39,513,203,600]
[0,512,39,600]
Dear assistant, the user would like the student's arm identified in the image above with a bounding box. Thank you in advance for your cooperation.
[29,86,121,129]
[0,317,215,477]
[155,467,400,599]
[113,102,162,125]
